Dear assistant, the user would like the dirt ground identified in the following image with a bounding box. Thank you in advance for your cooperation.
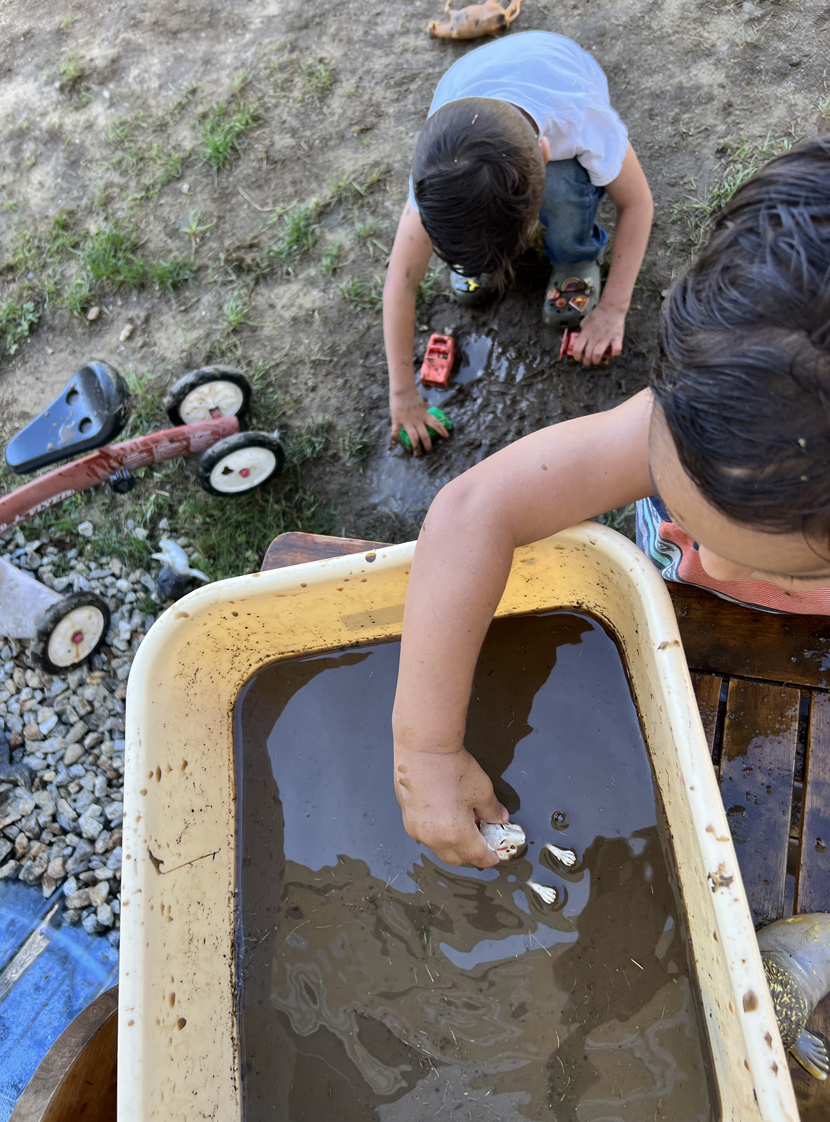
[1,0,829,560]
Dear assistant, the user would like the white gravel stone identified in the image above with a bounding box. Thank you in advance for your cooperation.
[0,537,160,927]
[97,902,115,927]
[62,742,86,767]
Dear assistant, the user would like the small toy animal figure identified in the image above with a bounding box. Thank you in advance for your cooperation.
[479,820,526,860]
[757,912,830,1079]
[428,0,525,41]
[478,821,578,909]
[151,539,211,603]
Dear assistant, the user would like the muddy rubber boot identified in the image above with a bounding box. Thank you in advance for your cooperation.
[543,260,601,328]
[449,270,500,307]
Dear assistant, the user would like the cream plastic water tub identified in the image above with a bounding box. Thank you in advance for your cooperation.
[119,524,799,1121]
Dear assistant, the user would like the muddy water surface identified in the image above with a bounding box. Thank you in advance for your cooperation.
[235,612,713,1121]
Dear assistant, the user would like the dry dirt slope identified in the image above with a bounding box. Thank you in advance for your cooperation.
[0,0,828,556]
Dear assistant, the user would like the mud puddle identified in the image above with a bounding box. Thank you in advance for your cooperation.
[235,612,712,1121]
[365,330,547,522]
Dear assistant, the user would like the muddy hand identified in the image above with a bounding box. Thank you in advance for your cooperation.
[394,745,508,867]
[390,389,449,455]
[571,305,625,366]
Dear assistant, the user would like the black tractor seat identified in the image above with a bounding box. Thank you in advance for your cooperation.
[5,361,132,474]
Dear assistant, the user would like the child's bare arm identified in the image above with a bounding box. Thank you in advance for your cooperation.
[573,144,653,366]
[393,389,653,866]
[383,203,450,454]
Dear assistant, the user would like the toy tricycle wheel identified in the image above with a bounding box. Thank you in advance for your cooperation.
[32,592,111,675]
[165,367,252,426]
[197,432,285,496]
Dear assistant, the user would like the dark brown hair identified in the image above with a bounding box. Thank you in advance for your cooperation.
[411,97,545,276]
[653,135,830,536]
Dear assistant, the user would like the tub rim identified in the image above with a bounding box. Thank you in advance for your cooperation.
[119,523,798,1122]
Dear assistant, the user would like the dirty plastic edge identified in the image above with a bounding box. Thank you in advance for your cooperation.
[119,524,798,1122]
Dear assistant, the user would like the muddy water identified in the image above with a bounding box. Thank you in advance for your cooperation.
[235,612,713,1122]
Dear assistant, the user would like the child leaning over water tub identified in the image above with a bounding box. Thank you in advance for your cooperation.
[391,135,830,869]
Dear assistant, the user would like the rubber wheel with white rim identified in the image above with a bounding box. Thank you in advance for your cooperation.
[164,367,251,426]
[197,432,285,497]
[32,592,111,675]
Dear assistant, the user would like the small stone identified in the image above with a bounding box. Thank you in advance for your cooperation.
[107,930,120,948]
[39,713,59,736]
[47,856,66,880]
[88,880,109,907]
[82,914,101,936]
[0,860,21,879]
[0,838,11,862]
[77,522,94,538]
[62,909,80,925]
[106,846,122,870]
[14,833,29,857]
[86,306,101,321]
[63,742,85,767]
[78,814,104,841]
[66,888,92,909]
[41,873,59,898]
[119,324,134,342]
[97,902,115,927]
[84,731,104,751]
[19,850,48,884]
[65,838,94,874]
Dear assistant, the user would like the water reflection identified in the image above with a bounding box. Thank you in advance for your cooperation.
[236,613,711,1121]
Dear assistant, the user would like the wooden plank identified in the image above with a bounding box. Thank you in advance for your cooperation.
[691,673,722,761]
[795,692,830,913]
[260,531,389,572]
[10,987,117,1122]
[718,679,799,926]
[669,582,830,690]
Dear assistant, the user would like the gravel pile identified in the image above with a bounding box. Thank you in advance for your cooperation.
[0,526,169,948]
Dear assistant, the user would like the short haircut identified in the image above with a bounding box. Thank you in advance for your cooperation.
[652,134,830,540]
[411,97,545,277]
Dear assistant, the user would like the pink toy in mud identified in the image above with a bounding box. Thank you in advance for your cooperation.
[427,0,524,40]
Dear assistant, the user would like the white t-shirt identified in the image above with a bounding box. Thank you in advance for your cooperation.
[409,31,628,209]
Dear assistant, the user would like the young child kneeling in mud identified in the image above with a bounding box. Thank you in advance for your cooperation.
[391,136,830,869]
[383,30,653,453]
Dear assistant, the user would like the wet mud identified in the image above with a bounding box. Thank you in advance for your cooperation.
[235,612,712,1121]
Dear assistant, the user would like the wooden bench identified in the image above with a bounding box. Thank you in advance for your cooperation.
[263,532,830,1120]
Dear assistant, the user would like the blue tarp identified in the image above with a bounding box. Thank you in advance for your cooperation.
[0,881,119,1120]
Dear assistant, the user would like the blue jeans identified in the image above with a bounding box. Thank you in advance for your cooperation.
[539,158,608,265]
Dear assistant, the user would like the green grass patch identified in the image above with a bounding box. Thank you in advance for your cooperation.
[339,276,382,311]
[339,426,373,471]
[121,368,168,439]
[326,163,389,208]
[58,55,85,91]
[284,417,331,466]
[299,58,333,102]
[180,209,215,252]
[266,201,319,270]
[200,100,258,171]
[223,286,250,331]
[417,266,444,305]
[671,135,791,249]
[320,242,342,276]
[0,299,40,356]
